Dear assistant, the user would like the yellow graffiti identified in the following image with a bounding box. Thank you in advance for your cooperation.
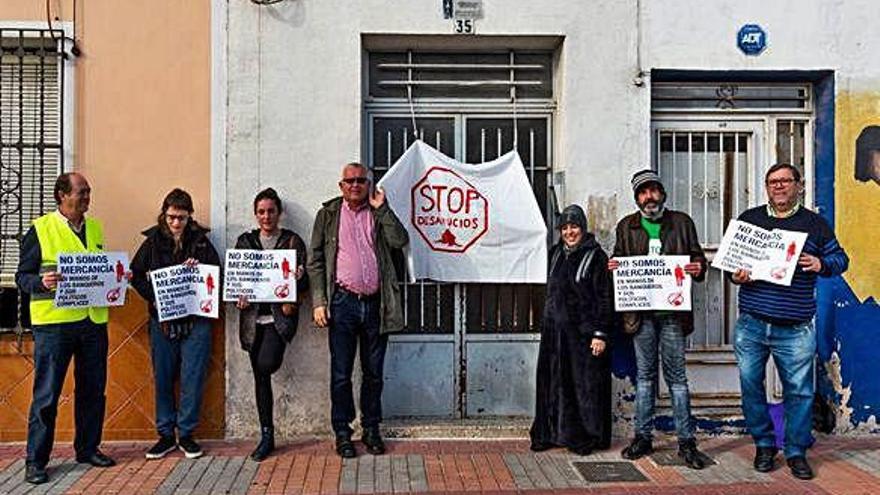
[836,92,880,301]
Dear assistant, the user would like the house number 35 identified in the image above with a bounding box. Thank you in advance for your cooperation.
[453,19,475,34]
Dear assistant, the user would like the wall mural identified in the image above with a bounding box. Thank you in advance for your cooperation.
[823,91,880,432]
[855,125,880,185]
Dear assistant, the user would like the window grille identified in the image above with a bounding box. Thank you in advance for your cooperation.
[652,83,810,111]
[0,28,65,332]
[368,51,553,100]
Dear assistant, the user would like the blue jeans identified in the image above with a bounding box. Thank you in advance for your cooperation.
[27,320,108,468]
[328,290,388,437]
[734,312,816,459]
[632,314,695,441]
[149,317,212,438]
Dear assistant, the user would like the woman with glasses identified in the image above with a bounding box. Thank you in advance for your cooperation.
[131,188,220,461]
[233,188,308,461]
[530,204,614,456]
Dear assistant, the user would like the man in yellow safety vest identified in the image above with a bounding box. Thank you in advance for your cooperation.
[15,173,116,485]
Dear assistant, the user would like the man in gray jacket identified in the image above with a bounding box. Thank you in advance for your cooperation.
[308,162,408,458]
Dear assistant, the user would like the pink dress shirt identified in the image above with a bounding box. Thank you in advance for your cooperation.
[335,200,380,295]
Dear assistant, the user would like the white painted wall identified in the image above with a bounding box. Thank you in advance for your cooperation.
[219,0,880,436]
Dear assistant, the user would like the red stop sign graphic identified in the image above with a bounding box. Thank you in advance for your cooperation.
[411,167,488,253]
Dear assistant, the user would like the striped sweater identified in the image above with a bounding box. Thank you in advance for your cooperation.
[734,205,849,324]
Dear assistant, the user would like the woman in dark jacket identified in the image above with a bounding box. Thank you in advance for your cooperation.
[530,204,614,455]
[131,188,220,461]
[234,188,308,461]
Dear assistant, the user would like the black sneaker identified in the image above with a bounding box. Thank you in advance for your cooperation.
[621,435,653,460]
[145,435,177,460]
[678,439,707,470]
[178,436,203,459]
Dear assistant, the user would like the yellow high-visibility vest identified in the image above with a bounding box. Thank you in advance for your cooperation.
[30,212,109,326]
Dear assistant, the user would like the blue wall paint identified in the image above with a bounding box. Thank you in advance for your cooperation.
[812,75,880,430]
[830,281,880,428]
[812,74,842,414]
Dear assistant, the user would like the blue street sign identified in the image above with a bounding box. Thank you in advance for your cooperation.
[737,24,767,55]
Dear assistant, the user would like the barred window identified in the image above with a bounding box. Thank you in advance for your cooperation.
[0,28,65,331]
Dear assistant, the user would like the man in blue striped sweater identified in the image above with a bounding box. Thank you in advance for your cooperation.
[731,163,849,481]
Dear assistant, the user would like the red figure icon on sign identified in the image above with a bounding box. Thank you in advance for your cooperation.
[674,264,685,287]
[282,257,291,280]
[115,260,125,283]
[786,241,797,262]
[106,287,121,303]
[206,273,215,295]
[436,229,462,248]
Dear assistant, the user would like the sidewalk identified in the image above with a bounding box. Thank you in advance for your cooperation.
[1,435,879,494]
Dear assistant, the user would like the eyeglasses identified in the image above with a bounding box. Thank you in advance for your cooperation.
[766,178,797,187]
[341,177,368,185]
[165,213,190,223]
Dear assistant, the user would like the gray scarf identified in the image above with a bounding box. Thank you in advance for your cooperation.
[639,199,666,221]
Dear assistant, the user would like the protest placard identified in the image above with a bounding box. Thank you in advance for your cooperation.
[613,255,692,311]
[54,252,130,308]
[223,249,297,302]
[150,264,220,322]
[711,220,808,286]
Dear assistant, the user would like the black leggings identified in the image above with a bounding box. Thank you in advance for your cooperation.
[249,324,286,428]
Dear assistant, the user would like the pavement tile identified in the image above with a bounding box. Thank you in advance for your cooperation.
[266,454,293,494]
[230,458,260,495]
[439,454,463,491]
[247,456,276,495]
[356,453,375,494]
[422,455,446,492]
[502,452,533,490]
[338,457,358,494]
[212,456,245,494]
[389,455,408,493]
[0,436,874,493]
[303,454,325,494]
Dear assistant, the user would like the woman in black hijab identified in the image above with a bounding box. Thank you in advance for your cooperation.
[530,204,614,455]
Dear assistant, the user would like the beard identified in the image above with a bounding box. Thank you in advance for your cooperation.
[638,197,666,220]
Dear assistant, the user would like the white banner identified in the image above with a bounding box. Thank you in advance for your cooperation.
[54,252,129,308]
[613,255,693,311]
[223,249,297,302]
[711,220,808,286]
[150,264,220,322]
[377,140,547,283]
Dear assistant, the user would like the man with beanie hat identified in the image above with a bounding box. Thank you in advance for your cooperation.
[608,169,708,469]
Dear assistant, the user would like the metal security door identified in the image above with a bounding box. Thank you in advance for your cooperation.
[650,119,765,410]
[370,115,550,418]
